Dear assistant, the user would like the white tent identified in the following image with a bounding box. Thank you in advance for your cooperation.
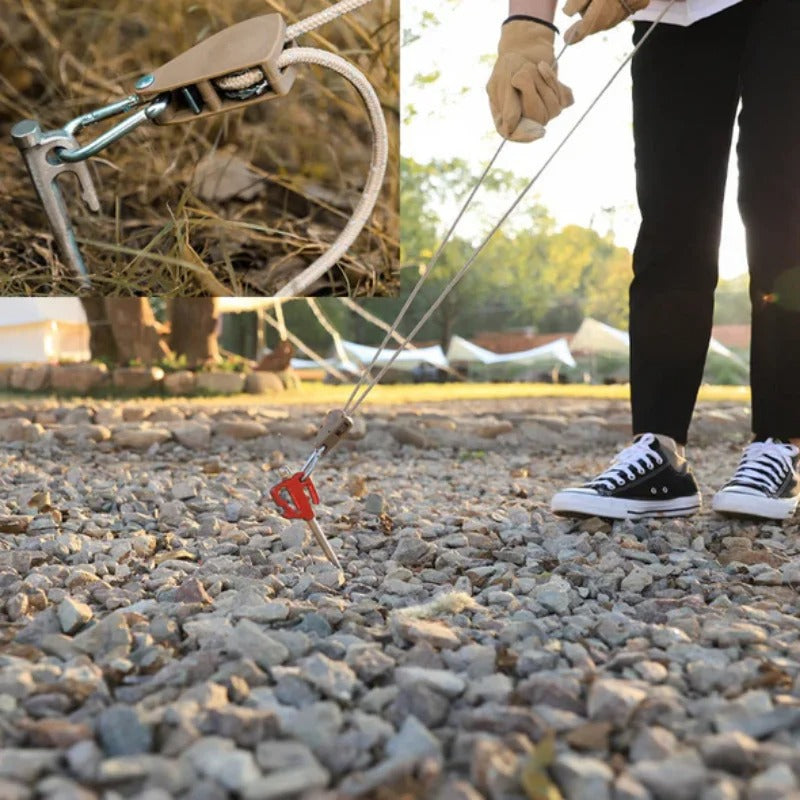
[570,318,630,355]
[446,335,576,369]
[570,317,746,366]
[0,298,90,364]
[340,340,448,372]
[707,337,747,366]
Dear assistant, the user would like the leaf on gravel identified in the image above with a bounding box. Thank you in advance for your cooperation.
[565,721,612,751]
[27,491,52,511]
[749,661,793,690]
[154,549,196,565]
[0,515,32,533]
[520,733,563,800]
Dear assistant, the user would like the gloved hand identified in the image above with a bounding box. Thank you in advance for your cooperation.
[563,0,650,45]
[487,18,574,143]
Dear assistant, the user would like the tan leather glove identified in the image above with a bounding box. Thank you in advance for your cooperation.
[563,0,650,44]
[487,19,574,143]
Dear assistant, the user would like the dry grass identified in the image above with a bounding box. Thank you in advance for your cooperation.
[0,0,399,296]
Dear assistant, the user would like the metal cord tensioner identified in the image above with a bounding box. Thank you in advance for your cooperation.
[11,0,387,293]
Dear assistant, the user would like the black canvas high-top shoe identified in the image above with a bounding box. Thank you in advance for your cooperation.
[712,438,800,521]
[551,433,701,520]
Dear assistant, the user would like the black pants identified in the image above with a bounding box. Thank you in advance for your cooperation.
[629,0,800,444]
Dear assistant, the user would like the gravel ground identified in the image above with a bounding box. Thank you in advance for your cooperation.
[2,396,800,800]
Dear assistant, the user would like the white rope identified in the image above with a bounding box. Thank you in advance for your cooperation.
[340,297,416,349]
[341,143,507,412]
[340,298,466,382]
[342,2,676,415]
[274,298,288,340]
[285,0,375,39]
[270,47,388,298]
[339,43,569,409]
[263,308,351,383]
[306,298,352,366]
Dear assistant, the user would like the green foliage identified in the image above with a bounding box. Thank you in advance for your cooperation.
[394,156,633,347]
[714,275,750,324]
[156,354,189,374]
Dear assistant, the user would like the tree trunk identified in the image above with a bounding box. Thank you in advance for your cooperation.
[79,298,118,362]
[168,298,220,367]
[104,299,171,365]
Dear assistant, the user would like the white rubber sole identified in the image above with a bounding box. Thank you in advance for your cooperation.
[551,490,701,521]
[711,490,799,521]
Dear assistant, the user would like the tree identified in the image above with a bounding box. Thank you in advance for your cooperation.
[168,299,220,366]
[104,299,170,365]
[79,298,118,363]
[81,299,220,367]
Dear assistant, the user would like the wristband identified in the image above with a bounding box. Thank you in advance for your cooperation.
[503,14,559,34]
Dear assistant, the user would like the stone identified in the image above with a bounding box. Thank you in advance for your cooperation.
[185,738,260,792]
[114,427,172,448]
[552,753,614,800]
[0,749,60,782]
[96,705,153,756]
[364,493,386,515]
[298,653,359,702]
[112,366,164,392]
[0,779,31,800]
[230,620,289,669]
[247,742,329,800]
[50,363,109,394]
[587,679,647,725]
[244,372,284,394]
[748,763,797,800]
[392,535,434,566]
[394,666,466,698]
[390,615,461,650]
[214,420,268,439]
[57,597,93,634]
[614,773,653,800]
[10,365,50,392]
[0,515,31,533]
[72,610,132,659]
[386,714,442,761]
[630,727,678,763]
[163,371,197,396]
[205,707,279,748]
[175,577,213,605]
[172,422,211,448]
[631,753,707,800]
[699,731,760,774]
[21,719,92,749]
[196,372,246,395]
[534,576,572,613]
[621,566,654,593]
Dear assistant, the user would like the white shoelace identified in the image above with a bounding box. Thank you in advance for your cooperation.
[727,439,799,494]
[588,433,665,491]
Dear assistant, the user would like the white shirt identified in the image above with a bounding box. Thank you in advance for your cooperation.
[634,0,744,26]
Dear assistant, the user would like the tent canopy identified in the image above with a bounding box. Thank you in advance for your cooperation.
[570,318,629,355]
[340,340,448,371]
[446,335,576,368]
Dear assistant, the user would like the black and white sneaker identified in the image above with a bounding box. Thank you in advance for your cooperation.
[711,438,800,520]
[551,433,701,520]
